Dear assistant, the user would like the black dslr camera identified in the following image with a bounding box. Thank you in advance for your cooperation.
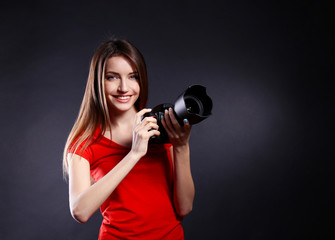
[143,85,213,143]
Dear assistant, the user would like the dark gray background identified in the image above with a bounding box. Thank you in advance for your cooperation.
[0,0,333,239]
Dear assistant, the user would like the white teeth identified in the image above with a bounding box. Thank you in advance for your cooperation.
[116,96,130,100]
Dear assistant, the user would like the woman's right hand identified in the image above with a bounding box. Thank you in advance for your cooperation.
[68,109,160,223]
[130,108,160,158]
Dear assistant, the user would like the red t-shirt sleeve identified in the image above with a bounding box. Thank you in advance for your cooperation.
[68,139,93,164]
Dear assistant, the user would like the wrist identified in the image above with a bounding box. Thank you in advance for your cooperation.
[173,143,190,154]
[128,150,143,162]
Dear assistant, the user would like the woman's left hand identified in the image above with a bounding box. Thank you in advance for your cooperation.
[161,108,192,147]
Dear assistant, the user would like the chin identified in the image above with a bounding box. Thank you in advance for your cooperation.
[109,102,137,113]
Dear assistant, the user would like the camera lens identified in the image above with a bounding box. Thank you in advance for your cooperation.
[184,96,204,115]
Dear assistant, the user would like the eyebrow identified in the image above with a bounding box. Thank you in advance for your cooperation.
[105,71,139,75]
[105,71,119,75]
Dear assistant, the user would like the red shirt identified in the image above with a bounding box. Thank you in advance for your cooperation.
[70,128,184,240]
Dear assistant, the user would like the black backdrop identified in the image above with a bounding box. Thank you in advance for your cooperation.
[0,1,333,239]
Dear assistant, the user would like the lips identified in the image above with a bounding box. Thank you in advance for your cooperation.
[113,95,132,103]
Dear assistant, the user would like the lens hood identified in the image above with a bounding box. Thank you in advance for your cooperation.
[174,85,212,124]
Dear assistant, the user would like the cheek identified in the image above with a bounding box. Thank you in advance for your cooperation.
[131,81,140,95]
[104,82,116,94]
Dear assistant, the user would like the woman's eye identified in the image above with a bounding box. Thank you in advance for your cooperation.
[130,75,139,80]
[106,75,117,80]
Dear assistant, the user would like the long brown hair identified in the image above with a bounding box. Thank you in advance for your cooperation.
[63,38,148,177]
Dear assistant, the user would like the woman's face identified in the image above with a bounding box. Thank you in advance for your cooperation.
[104,56,140,115]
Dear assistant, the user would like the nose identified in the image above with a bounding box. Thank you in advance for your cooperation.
[118,78,128,93]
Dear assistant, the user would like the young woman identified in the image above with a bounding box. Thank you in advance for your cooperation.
[63,39,195,239]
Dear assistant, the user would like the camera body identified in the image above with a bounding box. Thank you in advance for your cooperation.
[143,103,175,143]
[143,85,213,144]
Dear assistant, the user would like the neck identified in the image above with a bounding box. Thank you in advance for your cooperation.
[109,107,137,129]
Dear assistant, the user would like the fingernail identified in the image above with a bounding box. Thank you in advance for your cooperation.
[160,115,163,119]
[184,119,188,123]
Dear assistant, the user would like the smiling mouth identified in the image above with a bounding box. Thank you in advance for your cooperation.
[113,95,132,102]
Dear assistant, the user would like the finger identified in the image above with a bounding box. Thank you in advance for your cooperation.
[134,120,158,135]
[147,129,160,138]
[135,108,152,124]
[140,116,157,128]
[161,114,167,129]
[143,121,159,131]
[135,115,159,130]
[136,125,160,140]
[183,119,191,130]
[182,119,192,135]
[168,108,182,131]
[162,109,177,137]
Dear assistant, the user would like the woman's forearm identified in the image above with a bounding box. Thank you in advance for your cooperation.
[172,144,195,216]
[69,151,141,223]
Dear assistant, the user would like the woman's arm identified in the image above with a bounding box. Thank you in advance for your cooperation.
[68,109,160,223]
[170,144,195,216]
[68,151,142,223]
[162,108,195,216]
